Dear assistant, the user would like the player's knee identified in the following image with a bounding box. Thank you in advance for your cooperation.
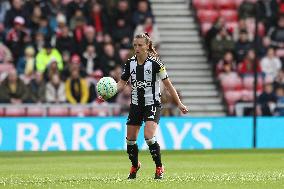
[145,136,156,146]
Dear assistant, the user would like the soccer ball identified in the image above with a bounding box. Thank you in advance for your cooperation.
[96,77,117,99]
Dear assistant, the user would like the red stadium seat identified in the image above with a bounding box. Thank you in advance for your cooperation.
[224,91,242,105]
[197,10,219,23]
[242,76,263,91]
[0,63,14,73]
[225,21,238,33]
[241,90,254,102]
[219,10,238,22]
[215,0,236,10]
[26,106,46,116]
[5,107,26,117]
[235,0,245,8]
[201,22,213,36]
[221,75,243,91]
[70,106,91,117]
[0,108,4,116]
[47,106,69,116]
[192,0,215,10]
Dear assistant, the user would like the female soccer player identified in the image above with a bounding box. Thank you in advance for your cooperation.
[116,33,189,179]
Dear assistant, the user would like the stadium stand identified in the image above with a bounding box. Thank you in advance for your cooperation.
[193,0,284,116]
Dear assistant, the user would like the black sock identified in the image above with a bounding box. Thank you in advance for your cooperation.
[127,144,139,167]
[149,142,162,167]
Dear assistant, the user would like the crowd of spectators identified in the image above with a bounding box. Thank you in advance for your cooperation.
[194,0,284,116]
[0,0,163,116]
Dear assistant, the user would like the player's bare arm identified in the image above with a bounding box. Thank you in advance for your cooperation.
[162,78,189,114]
[117,79,128,93]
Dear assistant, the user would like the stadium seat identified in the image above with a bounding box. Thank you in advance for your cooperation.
[219,10,238,22]
[215,0,236,10]
[201,22,213,36]
[242,76,263,91]
[5,107,26,117]
[47,106,69,116]
[224,90,242,105]
[241,90,254,102]
[0,63,14,73]
[225,21,238,33]
[221,76,243,91]
[197,10,219,23]
[69,106,91,117]
[192,0,215,10]
[26,106,46,116]
[0,108,4,116]
[235,0,245,8]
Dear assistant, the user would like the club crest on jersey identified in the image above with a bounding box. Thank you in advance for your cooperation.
[145,68,151,75]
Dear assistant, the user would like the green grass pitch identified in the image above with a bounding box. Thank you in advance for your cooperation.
[0,149,284,189]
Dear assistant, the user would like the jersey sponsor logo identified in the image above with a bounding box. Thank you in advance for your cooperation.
[159,66,166,72]
[132,79,153,89]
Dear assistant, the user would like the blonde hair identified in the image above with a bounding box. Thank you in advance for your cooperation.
[134,33,159,57]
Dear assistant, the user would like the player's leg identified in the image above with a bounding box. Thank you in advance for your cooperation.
[144,105,164,179]
[126,105,143,179]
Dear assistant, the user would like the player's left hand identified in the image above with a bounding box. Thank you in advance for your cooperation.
[178,103,189,114]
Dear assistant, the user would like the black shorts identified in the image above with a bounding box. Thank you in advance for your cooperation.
[126,104,161,126]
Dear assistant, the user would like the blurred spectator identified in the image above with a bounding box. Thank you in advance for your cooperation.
[6,16,31,64]
[79,26,99,55]
[30,4,43,35]
[100,43,123,76]
[0,0,11,24]
[55,25,75,54]
[89,2,110,35]
[233,19,253,42]
[65,68,89,104]
[234,29,253,63]
[45,73,66,103]
[45,0,63,30]
[54,13,67,36]
[132,0,154,27]
[112,17,133,49]
[0,42,13,64]
[273,69,284,89]
[274,86,284,116]
[4,0,29,29]
[17,46,36,76]
[61,54,86,81]
[216,51,237,76]
[37,16,53,40]
[69,9,85,30]
[210,27,235,64]
[0,69,29,104]
[112,0,133,29]
[66,0,89,22]
[259,0,278,29]
[33,31,45,53]
[238,49,262,76]
[72,10,87,45]
[82,44,101,75]
[43,58,61,81]
[218,61,239,82]
[238,0,256,19]
[134,17,160,48]
[257,83,277,116]
[36,42,63,72]
[260,47,282,81]
[27,72,46,103]
[267,15,284,49]
[205,18,226,57]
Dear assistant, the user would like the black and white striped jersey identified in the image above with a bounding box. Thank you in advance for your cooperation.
[121,55,168,106]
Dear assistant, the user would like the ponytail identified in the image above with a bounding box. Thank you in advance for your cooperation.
[134,33,159,58]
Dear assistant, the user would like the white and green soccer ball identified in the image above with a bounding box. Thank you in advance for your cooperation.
[96,77,117,99]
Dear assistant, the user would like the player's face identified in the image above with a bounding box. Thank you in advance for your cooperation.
[133,38,148,57]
